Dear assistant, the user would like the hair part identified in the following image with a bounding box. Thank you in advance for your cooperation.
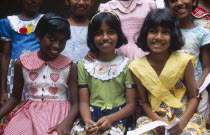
[35,12,70,40]
[136,8,184,52]
[87,11,127,54]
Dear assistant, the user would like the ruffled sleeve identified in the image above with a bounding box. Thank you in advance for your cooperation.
[0,18,12,41]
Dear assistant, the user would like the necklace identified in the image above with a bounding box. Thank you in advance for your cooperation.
[118,0,134,12]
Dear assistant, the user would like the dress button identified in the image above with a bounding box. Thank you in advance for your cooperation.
[43,75,45,79]
[42,88,44,91]
[45,62,48,66]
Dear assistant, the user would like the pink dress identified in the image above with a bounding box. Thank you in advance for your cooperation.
[4,51,73,135]
[99,0,156,60]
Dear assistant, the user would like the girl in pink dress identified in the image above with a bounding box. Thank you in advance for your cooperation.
[99,0,156,59]
[0,13,79,135]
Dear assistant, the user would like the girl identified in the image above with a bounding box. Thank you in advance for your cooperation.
[61,0,94,63]
[164,0,210,122]
[98,0,156,60]
[0,0,43,129]
[71,11,136,135]
[129,8,208,134]
[0,13,79,134]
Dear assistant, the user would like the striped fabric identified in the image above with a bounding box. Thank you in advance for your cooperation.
[4,100,71,135]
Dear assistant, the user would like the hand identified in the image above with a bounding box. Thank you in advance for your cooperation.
[96,116,113,131]
[206,117,210,129]
[0,92,8,106]
[84,51,96,62]
[168,120,185,135]
[156,126,165,135]
[84,120,98,135]
[137,97,143,107]
[47,121,71,135]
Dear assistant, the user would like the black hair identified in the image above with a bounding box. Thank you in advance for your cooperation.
[35,12,70,39]
[136,8,184,52]
[164,0,198,11]
[87,11,127,54]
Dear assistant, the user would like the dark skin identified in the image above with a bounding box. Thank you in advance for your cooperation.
[0,0,43,106]
[133,51,198,134]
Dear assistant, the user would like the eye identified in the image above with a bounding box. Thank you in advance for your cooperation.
[169,0,177,3]
[108,30,116,35]
[148,29,157,34]
[163,29,171,35]
[47,36,55,42]
[95,31,102,36]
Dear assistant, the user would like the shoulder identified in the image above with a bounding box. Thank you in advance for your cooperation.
[98,0,114,10]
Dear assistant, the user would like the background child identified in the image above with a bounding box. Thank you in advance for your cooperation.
[129,8,208,134]
[61,0,94,63]
[0,0,43,129]
[99,0,156,60]
[164,0,210,121]
[71,11,136,135]
[0,12,78,134]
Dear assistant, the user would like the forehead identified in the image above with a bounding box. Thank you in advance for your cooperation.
[97,21,114,30]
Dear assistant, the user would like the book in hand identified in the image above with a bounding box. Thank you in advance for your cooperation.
[127,118,180,135]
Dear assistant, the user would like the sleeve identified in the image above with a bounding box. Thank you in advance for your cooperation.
[77,61,88,88]
[124,62,136,88]
[98,3,111,11]
[200,28,210,47]
[0,18,12,41]
[149,0,157,10]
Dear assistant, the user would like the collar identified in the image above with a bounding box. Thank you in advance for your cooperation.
[20,51,73,71]
[192,6,210,19]
[83,55,129,81]
[109,0,142,13]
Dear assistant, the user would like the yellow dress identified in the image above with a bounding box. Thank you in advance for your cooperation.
[129,52,208,134]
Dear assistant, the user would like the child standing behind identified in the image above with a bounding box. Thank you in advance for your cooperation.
[164,0,210,121]
[0,13,78,134]
[129,8,208,134]
[0,0,43,129]
[71,11,136,135]
[61,0,94,63]
[99,0,156,60]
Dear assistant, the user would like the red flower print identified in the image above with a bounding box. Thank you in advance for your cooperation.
[19,27,27,34]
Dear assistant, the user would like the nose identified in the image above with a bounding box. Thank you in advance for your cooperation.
[155,32,163,40]
[78,0,85,4]
[52,41,60,49]
[176,0,184,7]
[102,33,109,41]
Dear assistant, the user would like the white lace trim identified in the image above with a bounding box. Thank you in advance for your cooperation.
[84,55,129,81]
[7,14,43,34]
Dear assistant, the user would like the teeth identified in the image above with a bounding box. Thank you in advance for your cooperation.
[51,50,58,54]
[102,43,110,46]
[176,8,185,12]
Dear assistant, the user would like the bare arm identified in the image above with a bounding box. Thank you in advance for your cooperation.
[169,60,199,134]
[0,59,23,119]
[47,63,79,135]
[197,45,210,88]
[96,87,137,131]
[0,41,11,105]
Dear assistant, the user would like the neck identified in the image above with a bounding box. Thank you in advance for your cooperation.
[96,52,117,61]
[147,51,170,64]
[198,0,210,10]
[20,11,39,20]
[38,51,55,62]
[69,15,89,26]
[179,17,196,29]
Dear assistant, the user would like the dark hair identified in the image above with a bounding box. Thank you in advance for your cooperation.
[164,0,198,11]
[87,11,127,54]
[35,12,70,39]
[136,8,184,52]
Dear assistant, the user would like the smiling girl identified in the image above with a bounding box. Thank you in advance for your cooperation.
[71,11,136,135]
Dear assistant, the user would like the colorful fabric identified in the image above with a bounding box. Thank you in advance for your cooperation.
[180,26,210,81]
[129,52,208,134]
[0,14,43,59]
[61,26,89,63]
[129,52,195,112]
[99,0,156,59]
[3,52,73,134]
[77,56,135,110]
[71,104,135,135]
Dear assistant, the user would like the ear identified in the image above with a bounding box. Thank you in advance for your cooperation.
[90,0,94,7]
[192,0,198,7]
[65,0,70,6]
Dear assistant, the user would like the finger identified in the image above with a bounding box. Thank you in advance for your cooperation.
[98,121,110,131]
[47,126,56,134]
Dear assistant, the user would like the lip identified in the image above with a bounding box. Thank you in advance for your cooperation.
[175,8,186,14]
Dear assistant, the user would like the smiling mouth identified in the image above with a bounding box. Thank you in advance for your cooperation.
[50,50,59,54]
[176,8,186,14]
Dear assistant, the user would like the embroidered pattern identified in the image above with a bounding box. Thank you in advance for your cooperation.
[19,23,35,35]
[29,72,38,81]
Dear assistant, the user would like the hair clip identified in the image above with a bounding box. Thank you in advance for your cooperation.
[90,10,120,23]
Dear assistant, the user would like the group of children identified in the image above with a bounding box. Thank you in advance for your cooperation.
[0,0,210,134]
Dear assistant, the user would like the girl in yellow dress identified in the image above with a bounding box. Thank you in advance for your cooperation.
[129,8,208,134]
